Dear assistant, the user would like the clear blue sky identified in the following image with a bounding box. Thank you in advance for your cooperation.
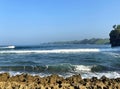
[0,0,120,45]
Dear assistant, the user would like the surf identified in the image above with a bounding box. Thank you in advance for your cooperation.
[0,48,120,54]
[0,64,119,79]
[0,46,15,49]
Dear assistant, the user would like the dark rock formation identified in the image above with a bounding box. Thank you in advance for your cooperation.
[109,25,120,47]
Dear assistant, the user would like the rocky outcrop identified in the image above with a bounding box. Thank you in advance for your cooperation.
[0,73,119,89]
[109,25,120,47]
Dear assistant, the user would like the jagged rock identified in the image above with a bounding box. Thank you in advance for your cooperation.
[0,73,119,89]
[0,73,10,81]
[66,74,82,84]
[109,24,120,47]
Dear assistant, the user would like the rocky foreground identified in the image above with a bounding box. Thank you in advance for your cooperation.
[0,73,120,89]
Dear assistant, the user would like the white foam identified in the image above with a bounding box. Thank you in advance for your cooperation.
[82,72,120,79]
[0,48,120,54]
[0,49,100,54]
[0,71,120,79]
[74,65,92,72]
[0,46,15,49]
[7,46,15,49]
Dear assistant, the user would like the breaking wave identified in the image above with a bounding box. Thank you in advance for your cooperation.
[0,64,91,73]
[0,64,115,73]
[0,46,15,49]
[0,47,120,54]
[0,63,119,78]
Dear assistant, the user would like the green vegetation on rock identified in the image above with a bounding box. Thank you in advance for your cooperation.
[109,24,120,47]
[79,38,109,44]
[51,38,109,44]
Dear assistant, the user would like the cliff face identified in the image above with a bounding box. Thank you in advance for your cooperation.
[109,25,120,47]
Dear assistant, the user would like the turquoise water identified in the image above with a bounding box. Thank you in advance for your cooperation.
[0,44,120,78]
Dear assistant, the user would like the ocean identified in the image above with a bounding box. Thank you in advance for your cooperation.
[0,44,120,79]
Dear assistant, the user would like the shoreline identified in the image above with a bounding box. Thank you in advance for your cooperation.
[0,73,119,89]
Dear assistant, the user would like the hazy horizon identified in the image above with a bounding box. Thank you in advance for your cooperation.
[0,0,120,45]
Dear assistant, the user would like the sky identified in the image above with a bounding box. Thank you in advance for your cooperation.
[0,0,120,45]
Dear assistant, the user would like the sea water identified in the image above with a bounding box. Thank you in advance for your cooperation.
[0,44,120,79]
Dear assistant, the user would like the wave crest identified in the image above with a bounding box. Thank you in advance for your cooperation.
[0,48,120,54]
[0,46,15,49]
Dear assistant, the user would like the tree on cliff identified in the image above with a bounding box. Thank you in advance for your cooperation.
[109,24,120,47]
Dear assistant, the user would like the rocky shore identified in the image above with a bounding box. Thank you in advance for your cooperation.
[0,73,119,89]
